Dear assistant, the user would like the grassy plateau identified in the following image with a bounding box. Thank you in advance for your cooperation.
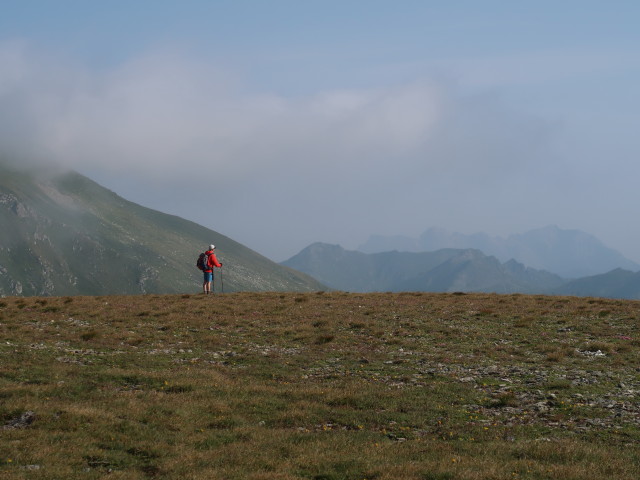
[0,291,638,479]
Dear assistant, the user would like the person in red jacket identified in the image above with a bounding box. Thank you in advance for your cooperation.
[202,244,222,294]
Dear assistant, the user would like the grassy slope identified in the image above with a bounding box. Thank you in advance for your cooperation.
[0,292,638,479]
[0,164,324,295]
[52,171,324,293]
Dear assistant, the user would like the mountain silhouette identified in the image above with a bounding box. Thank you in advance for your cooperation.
[359,226,639,278]
[282,243,564,294]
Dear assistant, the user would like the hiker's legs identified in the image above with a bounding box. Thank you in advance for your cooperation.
[203,272,213,294]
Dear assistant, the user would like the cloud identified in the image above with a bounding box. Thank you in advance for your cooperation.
[0,41,550,177]
[0,40,566,260]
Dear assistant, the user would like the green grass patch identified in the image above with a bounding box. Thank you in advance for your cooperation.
[0,292,638,479]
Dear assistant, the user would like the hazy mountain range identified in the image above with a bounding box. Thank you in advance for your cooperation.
[282,243,640,299]
[0,162,323,296]
[358,226,640,278]
[282,243,565,294]
[4,160,640,300]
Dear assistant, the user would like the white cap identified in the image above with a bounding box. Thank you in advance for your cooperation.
[209,244,215,250]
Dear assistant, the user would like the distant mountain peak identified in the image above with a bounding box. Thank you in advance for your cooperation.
[283,243,564,294]
[358,225,639,278]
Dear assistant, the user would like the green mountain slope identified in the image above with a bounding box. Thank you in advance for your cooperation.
[0,162,324,296]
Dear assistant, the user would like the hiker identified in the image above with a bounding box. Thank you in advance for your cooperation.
[201,244,222,294]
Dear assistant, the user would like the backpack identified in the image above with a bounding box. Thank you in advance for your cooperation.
[196,252,210,271]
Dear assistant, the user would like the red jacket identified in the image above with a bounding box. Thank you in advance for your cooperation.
[205,250,222,272]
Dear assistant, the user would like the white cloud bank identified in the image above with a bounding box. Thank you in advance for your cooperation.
[0,42,548,177]
[2,40,630,262]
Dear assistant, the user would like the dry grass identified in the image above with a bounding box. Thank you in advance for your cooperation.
[0,291,638,479]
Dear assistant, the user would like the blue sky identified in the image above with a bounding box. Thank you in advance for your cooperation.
[2,1,640,263]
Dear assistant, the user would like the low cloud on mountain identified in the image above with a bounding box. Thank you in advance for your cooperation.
[0,39,637,262]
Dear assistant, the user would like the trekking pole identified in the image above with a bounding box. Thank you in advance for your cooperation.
[220,266,224,294]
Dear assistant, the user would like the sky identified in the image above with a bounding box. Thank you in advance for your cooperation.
[1,1,640,262]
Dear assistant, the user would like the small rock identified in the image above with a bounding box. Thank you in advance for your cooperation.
[2,411,36,430]
[534,402,550,413]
